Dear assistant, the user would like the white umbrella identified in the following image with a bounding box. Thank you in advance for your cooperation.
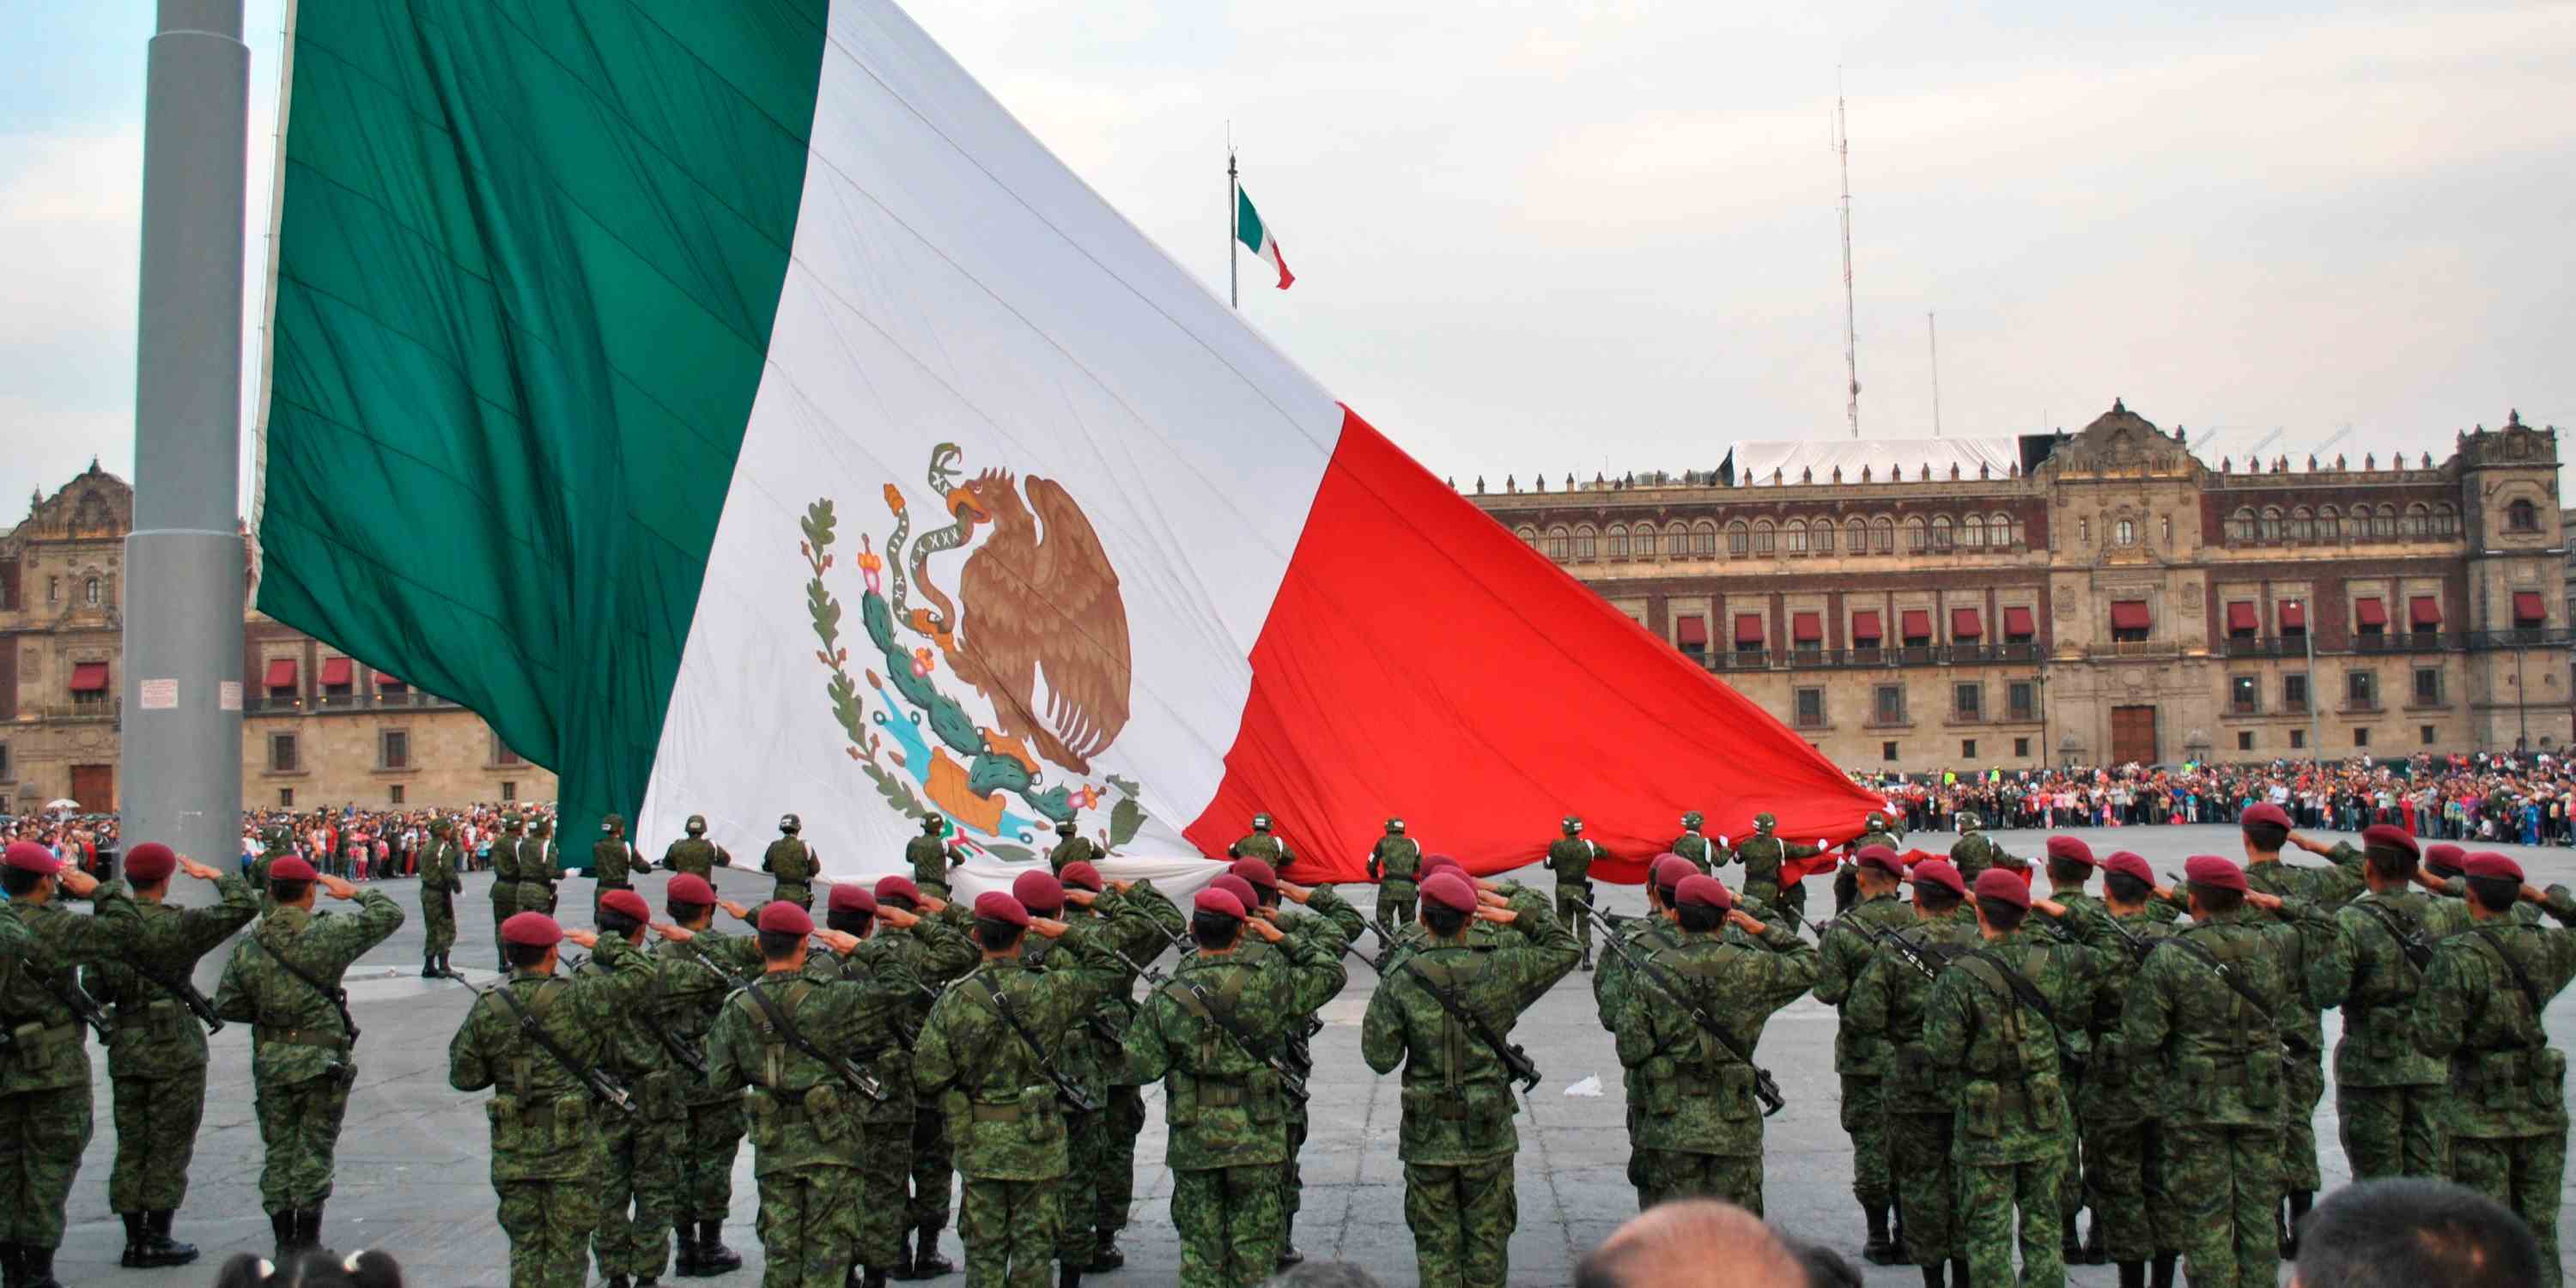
[42,799,80,811]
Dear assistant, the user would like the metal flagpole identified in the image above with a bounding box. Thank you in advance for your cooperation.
[125,0,249,868]
[1228,148,1239,309]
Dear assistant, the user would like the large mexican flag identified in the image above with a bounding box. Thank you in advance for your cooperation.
[252,0,1882,883]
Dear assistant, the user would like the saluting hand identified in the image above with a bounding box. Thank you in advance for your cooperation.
[650,922,696,943]
[2245,890,2284,912]
[1278,879,1312,905]
[1244,917,1285,944]
[1473,904,1519,926]
[878,906,921,930]
[564,929,600,950]
[1726,908,1766,935]
[1063,888,1099,908]
[1475,888,1510,909]
[815,929,860,954]
[317,874,357,901]
[917,895,950,915]
[1029,916,1071,939]
[719,899,753,921]
[56,866,100,898]
[2032,898,2067,918]
[1107,879,1134,895]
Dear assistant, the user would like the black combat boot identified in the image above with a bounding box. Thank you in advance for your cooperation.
[2117,1260,2146,1288]
[2061,1212,2082,1263]
[1919,1265,1946,1288]
[0,1241,20,1288]
[1057,1261,1082,1288]
[1862,1205,1898,1264]
[2283,1188,2312,1258]
[20,1248,60,1288]
[422,954,440,978]
[910,1225,956,1279]
[884,1232,913,1281]
[672,1226,702,1278]
[119,1213,150,1268]
[2150,1251,2178,1288]
[139,1211,198,1268]
[1949,1255,1970,1287]
[2082,1214,2108,1265]
[298,1206,330,1258]
[1085,1234,1124,1272]
[605,1276,631,1288]
[696,1219,744,1275]
[270,1211,297,1262]
[859,1267,890,1288]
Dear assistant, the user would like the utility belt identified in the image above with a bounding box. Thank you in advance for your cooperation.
[111,998,188,1037]
[256,1024,351,1051]
[2452,1044,2567,1112]
[4,1018,80,1051]
[597,880,633,892]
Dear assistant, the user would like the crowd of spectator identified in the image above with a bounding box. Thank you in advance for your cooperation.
[231,804,561,880]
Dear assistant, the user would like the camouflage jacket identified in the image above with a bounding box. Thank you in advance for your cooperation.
[489,833,524,885]
[2242,859,2348,1057]
[87,874,257,1079]
[520,836,561,890]
[2416,887,2576,1139]
[0,883,142,1092]
[1613,920,1818,1157]
[889,905,981,1027]
[573,934,693,1116]
[1123,949,1297,1170]
[2078,908,2182,1126]
[1231,893,1357,1082]
[1082,881,1186,1085]
[1046,834,1102,875]
[1813,892,1918,1074]
[1845,908,1985,1107]
[1731,834,1824,902]
[2437,875,2542,927]
[450,936,659,1181]
[707,963,913,1174]
[1545,837,1599,886]
[762,837,817,896]
[904,835,957,888]
[1922,920,2117,1163]
[2120,905,2309,1129]
[1360,886,1581,1165]
[654,927,765,1104]
[214,890,406,1085]
[1668,831,1716,874]
[1947,832,2020,884]
[662,836,731,879]
[418,840,462,895]
[913,934,1127,1182]
[1023,887,1173,1099]
[799,936,928,1121]
[1369,835,1423,891]
[592,837,643,885]
[1593,914,1681,1112]
[1230,832,1292,866]
[2315,888,2457,1087]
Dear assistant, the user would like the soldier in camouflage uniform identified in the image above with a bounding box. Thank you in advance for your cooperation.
[1362,870,1580,1288]
[1947,811,2023,884]
[1730,812,1825,921]
[653,872,761,1278]
[705,902,912,1288]
[1812,846,1917,1261]
[593,813,651,919]
[661,815,732,883]
[2038,836,2106,1263]
[418,818,464,977]
[583,889,686,1288]
[490,815,528,969]
[1045,817,1100,876]
[806,883,936,1287]
[905,814,966,902]
[1922,868,2122,1288]
[1224,858,1361,1268]
[450,908,661,1288]
[89,843,255,1271]
[2234,803,2362,1250]
[1543,817,1600,969]
[2421,842,2542,928]
[1846,860,1979,1288]
[1226,814,1293,867]
[0,841,143,1288]
[871,875,977,1280]
[1054,862,1184,1273]
[212,854,405,1260]
[1593,854,1692,1206]
[1668,811,1717,875]
[2122,855,2317,1288]
[2076,852,2184,1285]
[1366,818,1423,937]
[913,890,1131,1288]
[763,815,820,911]
[252,823,297,908]
[2417,852,2576,1286]
[1612,873,1817,1212]
[1122,884,1297,1287]
[2312,824,2459,1182]
[524,817,563,916]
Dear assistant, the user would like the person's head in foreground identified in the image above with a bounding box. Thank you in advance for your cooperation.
[2290,1178,2540,1288]
[1575,1199,1806,1287]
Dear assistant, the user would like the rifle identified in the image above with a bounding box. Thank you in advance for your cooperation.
[130,961,226,1035]
[459,975,637,1115]
[743,977,888,1103]
[32,969,112,1043]
[1400,957,1542,1101]
[970,972,1100,1114]
[1155,962,1311,1101]
[1804,916,1938,982]
[2348,898,2435,969]
[1585,899,1784,1116]
[574,955,707,1077]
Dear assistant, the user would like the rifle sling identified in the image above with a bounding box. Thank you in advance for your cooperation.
[2349,898,2432,970]
[2470,927,2549,1033]
[744,979,864,1094]
[1171,975,1278,1076]
[1401,958,1532,1083]
[970,971,1084,1105]
[1964,948,2062,1034]
[246,933,359,1042]
[2160,933,2275,1016]
[490,981,614,1100]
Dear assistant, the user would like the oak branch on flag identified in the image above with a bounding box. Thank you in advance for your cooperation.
[1236,185,1293,289]
[249,0,1883,888]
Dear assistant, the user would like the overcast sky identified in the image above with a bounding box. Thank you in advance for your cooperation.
[5,0,2571,520]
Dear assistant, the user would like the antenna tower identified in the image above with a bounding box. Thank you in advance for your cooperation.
[1927,311,1941,437]
[1833,72,1859,439]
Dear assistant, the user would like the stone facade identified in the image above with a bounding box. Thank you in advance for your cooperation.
[1469,403,2573,772]
[0,465,556,812]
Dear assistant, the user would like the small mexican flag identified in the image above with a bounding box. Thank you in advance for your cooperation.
[1236,185,1293,289]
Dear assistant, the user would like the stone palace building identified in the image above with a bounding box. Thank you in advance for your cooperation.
[0,465,556,813]
[1469,402,2572,772]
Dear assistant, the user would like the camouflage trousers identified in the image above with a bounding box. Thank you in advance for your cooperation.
[1554,884,1593,950]
[958,1176,1060,1288]
[848,1120,911,1271]
[674,1097,745,1222]
[1100,1084,1147,1236]
[2452,1133,2566,1288]
[1954,1153,2063,1288]
[491,891,517,969]
[1887,1109,1959,1266]
[108,1065,207,1212]
[591,1101,679,1279]
[422,889,457,955]
[1838,1072,1890,1206]
[1281,1101,1309,1243]
[2336,1081,2447,1180]
[2164,1121,2280,1288]
[0,1079,93,1248]
[2078,1115,2177,1265]
[1402,1156,1517,1288]
[1377,887,1417,937]
[2279,1048,2324,1192]
[908,1101,955,1234]
[1055,1107,1108,1266]
[1173,1163,1282,1288]
[1636,1149,1763,1215]
[753,1164,859,1288]
[496,1177,600,1288]
[2057,1072,2085,1220]
[254,1068,352,1214]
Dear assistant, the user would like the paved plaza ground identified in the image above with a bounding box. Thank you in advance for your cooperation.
[52,824,2576,1285]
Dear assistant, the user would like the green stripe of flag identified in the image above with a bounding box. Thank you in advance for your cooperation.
[1236,185,1268,253]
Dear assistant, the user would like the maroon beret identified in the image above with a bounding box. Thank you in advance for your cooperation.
[1193,887,1246,920]
[1419,853,1462,878]
[665,872,717,905]
[972,891,1031,928]
[1650,854,1697,888]
[2463,852,2524,883]
[1227,857,1279,889]
[1972,868,2031,909]
[2044,836,2097,866]
[1911,860,1967,897]
[2360,824,2418,857]
[2104,851,2154,885]
[501,912,563,947]
[827,883,877,914]
[267,855,318,882]
[1855,845,1905,878]
[123,842,177,884]
[2239,803,2293,830]
[1059,860,1103,892]
[3,841,62,876]
[1419,871,1479,913]
[873,874,921,906]
[756,901,814,935]
[2423,843,2467,876]
[1012,870,1065,913]
[1210,874,1260,908]
[598,889,651,923]
[1674,874,1734,911]
[2183,855,2247,892]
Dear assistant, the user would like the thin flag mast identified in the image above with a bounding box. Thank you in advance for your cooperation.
[1834,73,1859,439]
[1228,145,1239,309]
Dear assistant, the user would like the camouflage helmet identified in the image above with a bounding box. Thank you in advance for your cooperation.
[1055,817,1078,835]
[502,813,524,830]
[1958,810,1982,831]
[429,817,452,835]
[1753,811,1777,833]
[920,813,945,835]
[685,814,708,835]
[1386,817,1406,833]
[1251,813,1273,831]
[1562,815,1583,834]
[263,823,294,848]
[1681,811,1705,829]
[780,813,802,834]
[601,812,624,834]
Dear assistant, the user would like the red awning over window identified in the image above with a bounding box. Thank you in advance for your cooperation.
[1675,615,1708,646]
[2278,601,2306,630]
[2002,606,2037,639]
[374,671,404,688]
[264,659,298,689]
[1852,611,1883,641]
[2226,602,2259,633]
[1951,608,1982,640]
[319,657,354,687]
[1734,613,1765,646]
[2409,596,2440,628]
[1793,611,1823,642]
[2109,601,2151,630]
[70,662,110,692]
[1900,610,1933,640]
[2354,598,2387,627]
[2515,591,2547,623]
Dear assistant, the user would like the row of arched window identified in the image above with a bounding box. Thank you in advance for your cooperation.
[2225,502,2459,544]
[1517,514,2023,562]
